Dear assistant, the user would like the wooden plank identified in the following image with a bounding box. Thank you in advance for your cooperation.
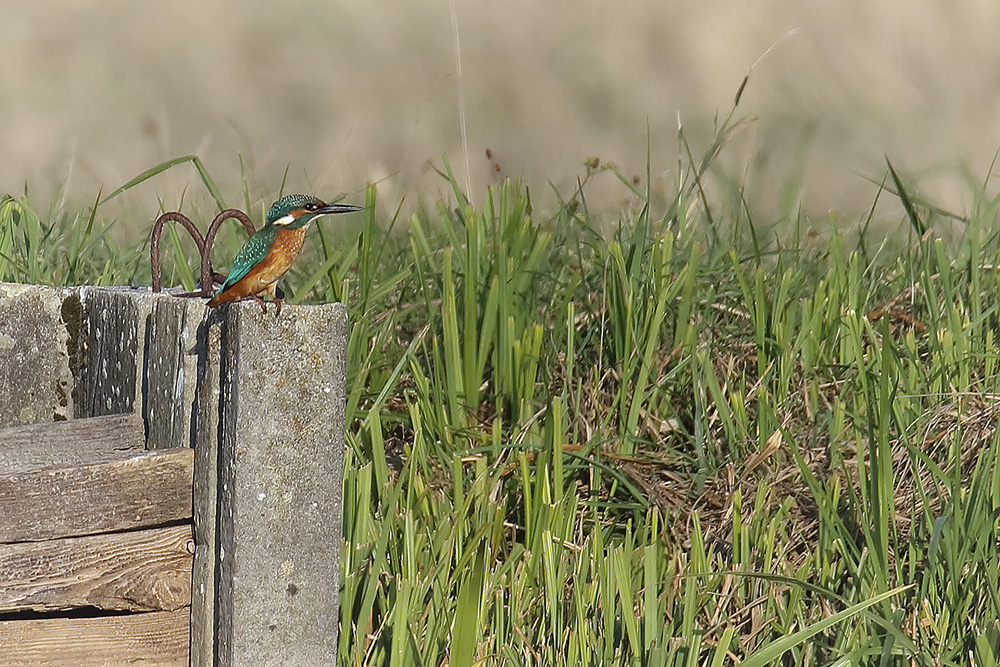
[0,524,193,613]
[190,314,222,667]
[0,448,193,543]
[145,298,186,451]
[0,414,146,474]
[76,289,139,418]
[0,608,189,667]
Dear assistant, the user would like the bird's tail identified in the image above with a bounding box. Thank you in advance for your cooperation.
[207,289,238,308]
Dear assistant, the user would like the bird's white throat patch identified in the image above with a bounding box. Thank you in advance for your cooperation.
[273,213,296,226]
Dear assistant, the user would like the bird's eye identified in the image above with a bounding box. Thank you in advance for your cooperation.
[305,202,319,211]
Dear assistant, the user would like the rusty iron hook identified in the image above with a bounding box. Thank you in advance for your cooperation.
[150,208,256,297]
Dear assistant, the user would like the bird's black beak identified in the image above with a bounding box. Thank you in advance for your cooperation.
[318,203,364,215]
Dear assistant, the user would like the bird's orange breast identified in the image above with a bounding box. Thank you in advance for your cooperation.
[248,226,308,285]
[211,226,307,304]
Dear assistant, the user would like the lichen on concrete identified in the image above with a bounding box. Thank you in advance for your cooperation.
[0,283,74,426]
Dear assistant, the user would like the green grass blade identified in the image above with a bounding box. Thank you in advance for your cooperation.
[450,545,486,667]
[100,155,227,210]
[738,585,912,667]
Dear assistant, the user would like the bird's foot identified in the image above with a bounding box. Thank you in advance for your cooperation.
[249,294,282,314]
[250,294,269,313]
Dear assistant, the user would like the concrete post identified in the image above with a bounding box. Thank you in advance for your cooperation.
[214,302,348,667]
[0,283,74,426]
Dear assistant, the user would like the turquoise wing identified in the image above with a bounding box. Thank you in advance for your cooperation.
[215,226,278,295]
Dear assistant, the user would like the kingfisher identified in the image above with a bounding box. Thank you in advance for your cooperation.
[207,194,362,312]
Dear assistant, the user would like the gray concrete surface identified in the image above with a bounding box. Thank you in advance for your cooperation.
[215,300,348,667]
[0,283,74,426]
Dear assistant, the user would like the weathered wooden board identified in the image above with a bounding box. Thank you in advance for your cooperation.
[0,414,146,474]
[0,524,193,613]
[190,312,222,667]
[145,298,187,451]
[0,448,193,543]
[0,608,189,667]
[75,289,141,418]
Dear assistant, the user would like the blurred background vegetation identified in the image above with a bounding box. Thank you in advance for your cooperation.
[6,1,1000,222]
[6,3,1000,664]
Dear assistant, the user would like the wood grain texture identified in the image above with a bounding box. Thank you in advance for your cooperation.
[144,298,186,451]
[75,289,139,418]
[0,414,145,474]
[0,448,193,543]
[0,608,189,667]
[0,524,193,613]
[190,314,223,667]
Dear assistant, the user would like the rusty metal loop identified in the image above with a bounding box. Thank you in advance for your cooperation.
[150,208,257,297]
[151,212,206,293]
[201,210,257,297]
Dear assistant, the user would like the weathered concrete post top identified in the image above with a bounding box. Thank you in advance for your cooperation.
[0,282,348,667]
